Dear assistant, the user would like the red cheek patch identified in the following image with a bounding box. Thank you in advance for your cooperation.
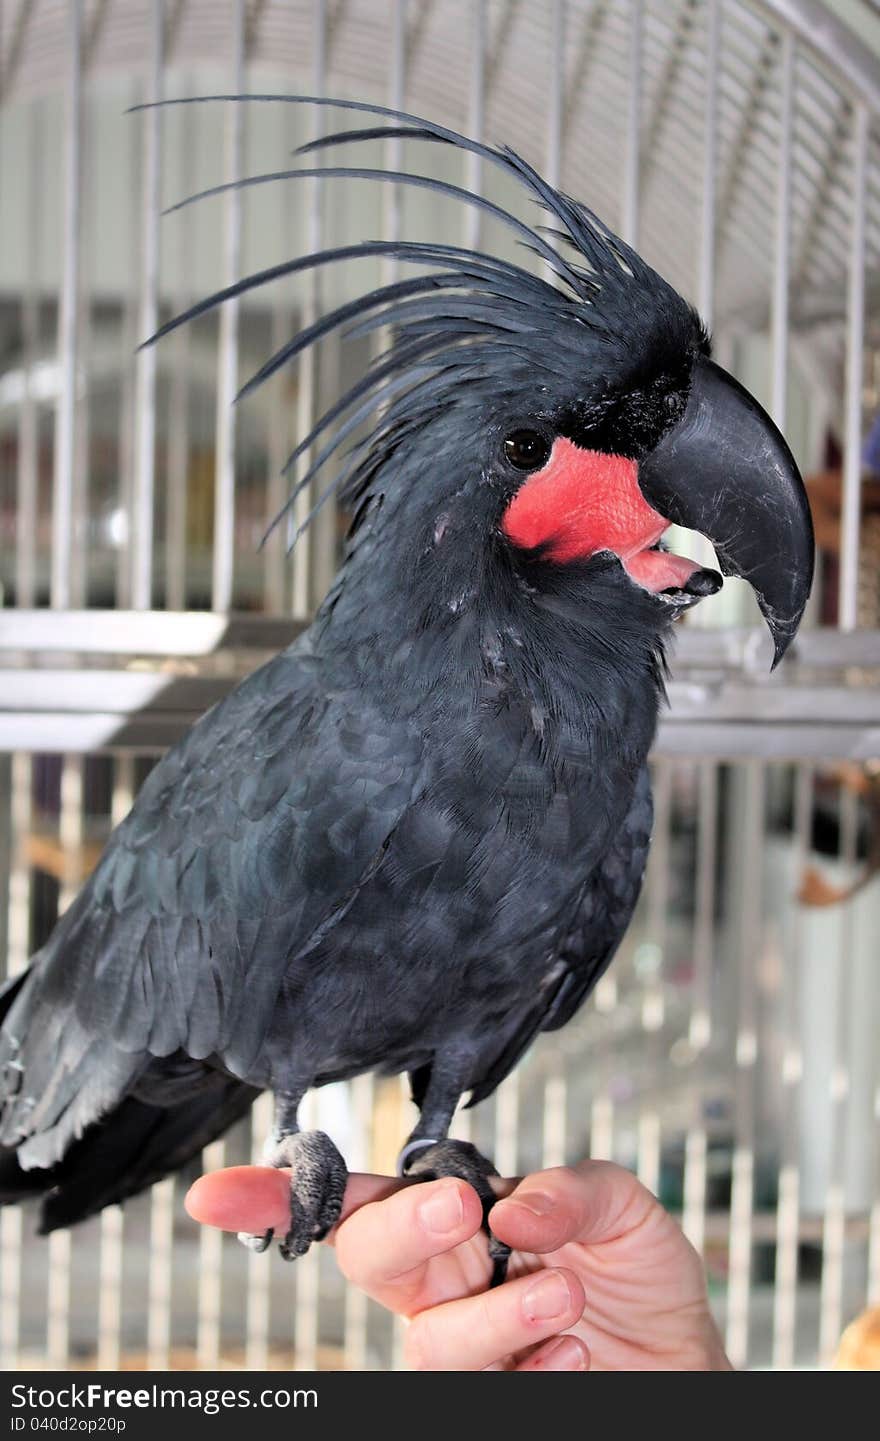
[501,436,667,565]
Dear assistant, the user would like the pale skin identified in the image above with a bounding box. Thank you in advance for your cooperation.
[187,1157,732,1372]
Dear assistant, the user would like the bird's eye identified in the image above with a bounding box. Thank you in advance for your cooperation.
[503,429,552,472]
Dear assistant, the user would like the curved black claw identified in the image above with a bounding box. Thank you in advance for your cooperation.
[236,1129,347,1263]
[238,1227,274,1253]
[401,1138,511,1287]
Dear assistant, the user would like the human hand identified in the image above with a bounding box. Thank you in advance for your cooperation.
[187,1158,732,1372]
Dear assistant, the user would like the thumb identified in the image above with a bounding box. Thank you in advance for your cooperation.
[488,1161,654,1253]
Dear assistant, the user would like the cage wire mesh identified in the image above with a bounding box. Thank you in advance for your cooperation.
[0,0,879,1371]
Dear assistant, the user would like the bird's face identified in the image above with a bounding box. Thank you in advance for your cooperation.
[465,326,814,665]
[489,326,717,613]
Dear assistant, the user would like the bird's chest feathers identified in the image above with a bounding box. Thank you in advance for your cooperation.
[440,625,626,837]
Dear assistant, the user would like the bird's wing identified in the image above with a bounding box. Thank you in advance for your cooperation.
[463,764,652,1107]
[0,642,426,1160]
[540,762,653,1033]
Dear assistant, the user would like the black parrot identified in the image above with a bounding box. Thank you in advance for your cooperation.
[0,99,814,1276]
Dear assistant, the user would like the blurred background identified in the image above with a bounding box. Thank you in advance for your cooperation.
[0,0,879,1372]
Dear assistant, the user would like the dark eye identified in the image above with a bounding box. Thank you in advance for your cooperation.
[503,429,552,471]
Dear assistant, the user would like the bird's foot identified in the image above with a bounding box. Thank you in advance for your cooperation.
[237,1129,347,1262]
[399,1138,511,1287]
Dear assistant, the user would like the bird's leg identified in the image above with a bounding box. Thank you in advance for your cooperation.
[237,1089,347,1263]
[397,1062,511,1288]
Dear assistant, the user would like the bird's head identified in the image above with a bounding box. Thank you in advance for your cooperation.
[148,95,814,668]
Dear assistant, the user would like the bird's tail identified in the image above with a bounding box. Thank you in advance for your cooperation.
[0,1069,260,1232]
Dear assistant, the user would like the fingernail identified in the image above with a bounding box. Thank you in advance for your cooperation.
[418,1181,463,1235]
[509,1190,555,1216]
[523,1271,571,1321]
[535,1336,588,1372]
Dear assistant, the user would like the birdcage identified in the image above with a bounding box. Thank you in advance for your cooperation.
[0,0,878,1372]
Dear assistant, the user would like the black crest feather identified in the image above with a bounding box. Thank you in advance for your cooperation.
[134,94,702,549]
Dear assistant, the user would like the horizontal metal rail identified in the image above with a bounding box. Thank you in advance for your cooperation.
[0,619,877,756]
[3,612,879,667]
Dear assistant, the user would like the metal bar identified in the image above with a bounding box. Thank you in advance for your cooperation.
[14,96,42,608]
[6,614,879,667]
[116,92,142,611]
[682,761,718,1254]
[370,0,407,447]
[770,30,794,430]
[132,1,165,611]
[637,758,671,1194]
[0,754,32,1371]
[870,1067,880,1306]
[96,756,136,1372]
[494,1070,519,1179]
[689,761,717,1057]
[293,1092,319,1369]
[50,0,83,611]
[162,38,192,606]
[546,0,564,193]
[772,763,812,1369]
[655,723,880,763]
[542,1071,567,1170]
[643,758,671,1036]
[245,1092,273,1370]
[0,757,10,1012]
[47,756,84,1369]
[697,0,719,326]
[592,891,620,1173]
[342,1075,374,1371]
[384,0,406,259]
[263,305,294,614]
[147,1179,174,1369]
[818,784,858,1362]
[6,669,880,718]
[70,88,92,612]
[7,713,880,762]
[0,1206,22,1370]
[589,1077,615,1162]
[0,609,305,655]
[838,103,868,633]
[96,1207,123,1370]
[725,761,764,1369]
[621,0,643,247]
[466,0,487,253]
[291,0,327,619]
[391,1076,409,1372]
[196,1139,225,1367]
[212,0,246,613]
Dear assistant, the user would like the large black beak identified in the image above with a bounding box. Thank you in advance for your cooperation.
[638,357,814,667]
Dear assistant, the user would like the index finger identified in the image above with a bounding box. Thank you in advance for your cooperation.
[184,1164,406,1240]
